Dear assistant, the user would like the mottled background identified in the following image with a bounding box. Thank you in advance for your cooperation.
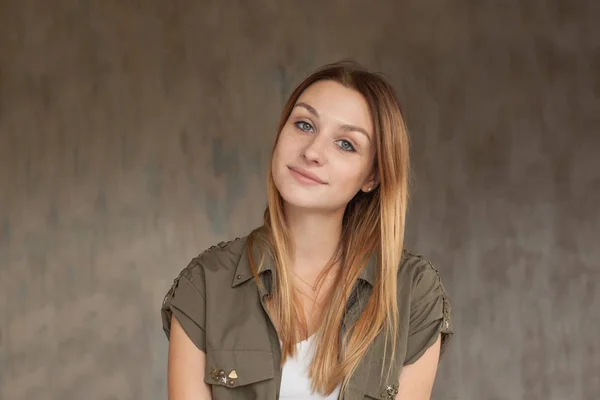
[0,0,598,399]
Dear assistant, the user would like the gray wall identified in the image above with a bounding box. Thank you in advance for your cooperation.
[1,1,598,399]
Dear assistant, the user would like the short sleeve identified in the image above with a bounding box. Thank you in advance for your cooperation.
[161,259,207,353]
[404,262,453,365]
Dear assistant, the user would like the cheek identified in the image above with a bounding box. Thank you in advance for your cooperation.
[273,131,296,162]
[335,160,371,189]
[271,136,290,173]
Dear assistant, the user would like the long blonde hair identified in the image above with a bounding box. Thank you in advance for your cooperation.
[248,60,410,395]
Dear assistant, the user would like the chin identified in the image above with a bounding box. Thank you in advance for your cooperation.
[277,185,320,208]
[276,185,348,214]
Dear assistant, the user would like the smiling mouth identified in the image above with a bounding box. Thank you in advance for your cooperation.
[287,166,327,184]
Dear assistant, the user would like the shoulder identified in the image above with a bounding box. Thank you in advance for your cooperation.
[398,248,441,279]
[195,236,248,270]
[398,249,448,304]
[178,236,249,285]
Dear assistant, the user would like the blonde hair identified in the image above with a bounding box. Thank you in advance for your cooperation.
[248,60,411,395]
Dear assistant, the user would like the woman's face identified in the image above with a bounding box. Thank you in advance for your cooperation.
[271,80,378,213]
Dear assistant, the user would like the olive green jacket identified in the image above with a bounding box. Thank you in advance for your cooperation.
[161,235,453,399]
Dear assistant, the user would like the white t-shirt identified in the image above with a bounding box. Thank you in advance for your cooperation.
[279,334,342,399]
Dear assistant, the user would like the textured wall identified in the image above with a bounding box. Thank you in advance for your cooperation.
[1,1,598,399]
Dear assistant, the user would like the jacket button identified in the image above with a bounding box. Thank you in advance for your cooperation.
[237,275,243,279]
[228,379,235,386]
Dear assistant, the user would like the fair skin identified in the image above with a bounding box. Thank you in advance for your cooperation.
[168,316,212,399]
[167,80,441,399]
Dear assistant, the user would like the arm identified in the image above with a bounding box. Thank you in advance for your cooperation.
[396,334,441,399]
[168,315,213,400]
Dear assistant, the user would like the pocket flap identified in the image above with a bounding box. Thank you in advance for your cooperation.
[204,349,274,388]
[364,361,401,399]
[365,379,400,399]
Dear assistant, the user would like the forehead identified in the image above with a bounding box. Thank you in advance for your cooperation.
[295,80,373,135]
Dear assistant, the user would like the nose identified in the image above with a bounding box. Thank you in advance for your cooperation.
[302,134,328,165]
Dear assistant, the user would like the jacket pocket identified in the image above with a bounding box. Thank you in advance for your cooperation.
[204,349,275,400]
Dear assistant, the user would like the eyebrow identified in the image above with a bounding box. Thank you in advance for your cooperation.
[294,102,371,142]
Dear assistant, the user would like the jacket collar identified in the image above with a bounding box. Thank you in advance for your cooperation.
[232,234,378,289]
[232,235,276,289]
[357,252,377,286]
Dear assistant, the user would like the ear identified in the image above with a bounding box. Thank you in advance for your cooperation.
[361,172,379,193]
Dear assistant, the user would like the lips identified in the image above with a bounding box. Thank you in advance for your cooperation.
[288,166,327,184]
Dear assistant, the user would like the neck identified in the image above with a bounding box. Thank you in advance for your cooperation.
[283,204,344,273]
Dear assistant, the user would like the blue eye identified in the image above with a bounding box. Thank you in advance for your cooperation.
[295,121,314,133]
[336,140,356,152]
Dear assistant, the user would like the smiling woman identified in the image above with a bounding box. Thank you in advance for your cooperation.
[161,60,453,400]
[271,80,377,212]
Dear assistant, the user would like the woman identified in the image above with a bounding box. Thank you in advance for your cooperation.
[161,61,453,400]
